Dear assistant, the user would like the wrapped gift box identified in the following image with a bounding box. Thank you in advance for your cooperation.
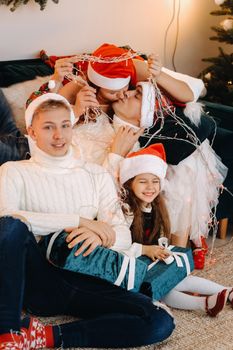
[139,246,194,301]
[46,230,148,291]
[43,231,193,297]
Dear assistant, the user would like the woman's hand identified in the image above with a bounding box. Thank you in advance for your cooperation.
[110,126,144,157]
[73,85,100,119]
[147,54,162,80]
[142,244,170,261]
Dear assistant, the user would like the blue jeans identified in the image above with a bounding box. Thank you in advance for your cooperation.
[0,89,30,164]
[0,217,175,348]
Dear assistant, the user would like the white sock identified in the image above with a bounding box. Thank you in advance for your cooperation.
[162,289,206,311]
[162,290,225,312]
[174,275,231,295]
[228,289,233,302]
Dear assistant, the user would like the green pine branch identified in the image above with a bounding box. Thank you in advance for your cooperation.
[199,1,233,106]
[210,10,232,16]
[0,0,59,10]
[210,27,233,44]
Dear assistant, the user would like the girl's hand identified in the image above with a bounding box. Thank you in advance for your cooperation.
[142,244,170,261]
[73,85,99,119]
[52,56,80,83]
[147,54,162,80]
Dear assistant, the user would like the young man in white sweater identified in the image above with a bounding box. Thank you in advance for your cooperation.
[0,93,175,349]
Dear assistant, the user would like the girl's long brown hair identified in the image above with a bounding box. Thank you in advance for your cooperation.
[123,178,171,244]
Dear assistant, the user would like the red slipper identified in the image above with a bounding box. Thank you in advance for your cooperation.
[205,289,228,317]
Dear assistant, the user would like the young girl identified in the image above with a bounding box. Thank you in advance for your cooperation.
[119,143,233,316]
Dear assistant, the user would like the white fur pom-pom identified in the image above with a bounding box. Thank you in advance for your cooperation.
[184,102,204,126]
[48,80,56,90]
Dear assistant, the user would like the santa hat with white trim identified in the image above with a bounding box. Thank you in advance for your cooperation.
[137,82,155,128]
[87,43,136,90]
[136,81,203,128]
[119,143,167,187]
[138,80,204,128]
[25,93,76,128]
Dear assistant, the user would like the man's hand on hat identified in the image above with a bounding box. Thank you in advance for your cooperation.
[73,85,100,120]
[110,126,144,157]
[147,54,162,80]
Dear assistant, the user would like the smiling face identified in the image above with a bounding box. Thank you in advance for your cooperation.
[112,85,142,126]
[28,104,73,157]
[131,173,160,207]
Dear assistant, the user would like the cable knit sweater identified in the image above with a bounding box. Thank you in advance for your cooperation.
[0,145,133,252]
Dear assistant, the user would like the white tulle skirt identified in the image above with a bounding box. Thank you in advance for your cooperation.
[164,139,228,245]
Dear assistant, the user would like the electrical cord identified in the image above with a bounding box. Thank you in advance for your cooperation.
[163,0,181,71]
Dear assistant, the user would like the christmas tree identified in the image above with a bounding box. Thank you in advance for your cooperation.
[200,0,233,107]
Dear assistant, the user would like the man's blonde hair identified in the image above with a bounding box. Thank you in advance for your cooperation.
[32,99,70,123]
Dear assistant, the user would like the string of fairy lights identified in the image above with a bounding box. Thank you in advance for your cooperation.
[55,50,232,255]
[146,77,221,254]
[62,50,141,120]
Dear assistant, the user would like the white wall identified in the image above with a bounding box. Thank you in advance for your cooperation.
[0,0,230,77]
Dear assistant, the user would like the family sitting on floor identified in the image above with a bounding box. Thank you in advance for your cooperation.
[0,43,233,349]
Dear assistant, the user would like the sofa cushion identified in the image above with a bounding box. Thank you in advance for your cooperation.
[1,75,52,134]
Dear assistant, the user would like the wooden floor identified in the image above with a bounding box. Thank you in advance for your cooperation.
[207,221,233,248]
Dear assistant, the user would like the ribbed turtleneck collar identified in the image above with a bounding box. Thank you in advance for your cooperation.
[29,139,81,173]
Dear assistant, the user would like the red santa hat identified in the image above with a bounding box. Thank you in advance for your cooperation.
[25,93,76,128]
[119,143,167,186]
[87,43,136,90]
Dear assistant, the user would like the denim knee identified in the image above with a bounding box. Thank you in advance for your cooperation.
[0,216,30,244]
[147,305,175,344]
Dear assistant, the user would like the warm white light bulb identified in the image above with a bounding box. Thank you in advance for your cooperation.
[221,19,233,31]
[204,72,212,80]
[215,0,225,5]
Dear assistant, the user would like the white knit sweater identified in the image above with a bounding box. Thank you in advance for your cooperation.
[0,145,133,252]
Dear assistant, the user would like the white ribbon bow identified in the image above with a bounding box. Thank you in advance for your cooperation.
[147,238,191,276]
